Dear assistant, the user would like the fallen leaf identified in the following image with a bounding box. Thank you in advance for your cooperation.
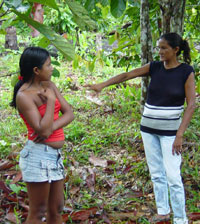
[0,160,15,170]
[107,160,116,166]
[85,92,103,106]
[4,170,18,177]
[86,173,96,192]
[123,165,133,174]
[0,181,12,194]
[156,221,171,224]
[7,152,19,160]
[62,207,98,221]
[89,155,107,167]
[109,211,137,221]
[188,213,200,221]
[5,212,17,223]
[69,186,80,195]
[101,211,112,224]
[126,190,144,198]
[19,201,29,212]
[11,171,22,184]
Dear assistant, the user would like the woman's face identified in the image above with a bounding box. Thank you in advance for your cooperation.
[157,38,178,62]
[37,56,53,81]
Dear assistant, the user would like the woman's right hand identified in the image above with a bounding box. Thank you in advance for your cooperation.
[84,83,103,93]
[38,86,56,103]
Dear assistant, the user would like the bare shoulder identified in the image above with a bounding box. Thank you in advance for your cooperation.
[16,89,36,113]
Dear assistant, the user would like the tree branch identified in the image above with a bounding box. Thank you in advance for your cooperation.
[0,0,4,10]
[0,72,18,78]
[0,9,10,18]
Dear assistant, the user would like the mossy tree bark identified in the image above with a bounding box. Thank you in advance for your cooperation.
[140,0,153,112]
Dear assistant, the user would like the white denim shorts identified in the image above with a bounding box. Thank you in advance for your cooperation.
[19,140,65,183]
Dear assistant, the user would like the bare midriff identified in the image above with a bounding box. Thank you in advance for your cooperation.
[45,140,65,149]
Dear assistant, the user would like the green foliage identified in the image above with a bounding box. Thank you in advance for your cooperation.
[27,0,58,10]
[14,10,75,61]
[43,4,76,34]
[65,0,96,31]
[110,0,127,18]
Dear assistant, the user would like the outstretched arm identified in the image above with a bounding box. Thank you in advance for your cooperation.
[172,72,196,155]
[86,63,150,93]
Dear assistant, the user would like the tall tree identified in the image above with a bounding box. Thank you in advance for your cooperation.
[158,0,186,35]
[140,0,153,111]
[170,0,186,35]
[5,26,18,50]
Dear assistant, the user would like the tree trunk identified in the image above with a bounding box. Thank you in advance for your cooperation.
[158,0,186,35]
[5,26,18,50]
[158,0,173,34]
[140,0,153,112]
[30,3,44,37]
[170,0,186,35]
[96,33,102,54]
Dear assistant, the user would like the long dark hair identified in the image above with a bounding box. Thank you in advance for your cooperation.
[10,47,50,108]
[160,32,191,64]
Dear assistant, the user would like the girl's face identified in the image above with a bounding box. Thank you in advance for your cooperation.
[157,38,179,62]
[37,56,53,81]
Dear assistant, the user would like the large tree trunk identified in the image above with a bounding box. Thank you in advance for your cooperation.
[5,26,18,50]
[158,0,173,34]
[140,0,153,112]
[158,0,186,35]
[170,0,186,35]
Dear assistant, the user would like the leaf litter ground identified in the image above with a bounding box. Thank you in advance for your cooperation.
[0,68,200,224]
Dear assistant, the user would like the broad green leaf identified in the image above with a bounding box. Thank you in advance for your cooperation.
[10,184,21,195]
[110,0,127,18]
[85,0,96,11]
[11,74,19,87]
[51,61,60,66]
[38,36,51,48]
[197,79,200,94]
[88,58,96,73]
[27,0,58,10]
[98,58,104,68]
[109,35,116,45]
[0,30,6,34]
[72,54,79,69]
[4,0,22,8]
[65,0,96,30]
[100,0,109,7]
[1,18,14,30]
[13,10,75,61]
[15,3,30,13]
[52,68,60,77]
[101,6,109,19]
[5,0,30,13]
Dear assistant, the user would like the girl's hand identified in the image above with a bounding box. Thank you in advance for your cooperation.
[84,83,103,93]
[172,135,183,155]
[38,87,56,102]
[31,132,48,143]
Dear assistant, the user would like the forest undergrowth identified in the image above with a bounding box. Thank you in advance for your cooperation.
[0,55,199,223]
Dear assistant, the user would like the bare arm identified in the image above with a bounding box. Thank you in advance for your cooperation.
[17,88,56,138]
[50,82,74,131]
[86,63,150,92]
[172,72,196,155]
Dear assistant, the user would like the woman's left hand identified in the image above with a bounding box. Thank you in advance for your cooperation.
[31,132,46,143]
[172,135,183,155]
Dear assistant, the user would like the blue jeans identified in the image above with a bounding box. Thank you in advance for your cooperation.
[141,131,188,224]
